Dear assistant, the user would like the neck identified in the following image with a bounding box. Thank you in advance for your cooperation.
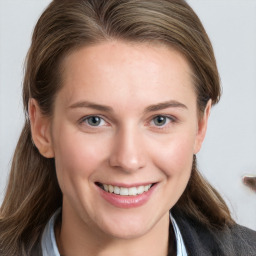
[56,205,172,256]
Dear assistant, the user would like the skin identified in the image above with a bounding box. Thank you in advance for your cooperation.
[29,41,211,256]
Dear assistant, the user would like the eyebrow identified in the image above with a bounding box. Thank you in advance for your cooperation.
[68,100,188,113]
[69,101,113,112]
[144,100,188,112]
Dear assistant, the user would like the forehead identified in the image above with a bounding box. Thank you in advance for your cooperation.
[58,41,196,110]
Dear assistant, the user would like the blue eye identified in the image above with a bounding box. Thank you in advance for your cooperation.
[84,116,105,127]
[153,116,167,126]
[151,115,173,127]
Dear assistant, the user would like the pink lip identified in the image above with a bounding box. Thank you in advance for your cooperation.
[97,183,157,209]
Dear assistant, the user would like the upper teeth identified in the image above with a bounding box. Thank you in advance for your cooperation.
[102,184,153,196]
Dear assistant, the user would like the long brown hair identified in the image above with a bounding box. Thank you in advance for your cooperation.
[0,0,233,254]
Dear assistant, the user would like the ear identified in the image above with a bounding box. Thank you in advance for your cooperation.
[29,99,55,158]
[193,99,212,154]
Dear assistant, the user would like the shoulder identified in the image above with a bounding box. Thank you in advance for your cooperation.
[172,209,256,256]
[229,223,256,254]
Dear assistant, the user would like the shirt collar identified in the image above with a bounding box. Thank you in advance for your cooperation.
[41,210,188,256]
[41,209,61,256]
[170,212,188,256]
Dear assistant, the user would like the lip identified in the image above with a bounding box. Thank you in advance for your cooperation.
[96,182,158,209]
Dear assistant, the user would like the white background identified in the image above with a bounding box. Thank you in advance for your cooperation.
[0,0,256,230]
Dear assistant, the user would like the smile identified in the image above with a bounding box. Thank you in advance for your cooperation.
[96,183,154,196]
[96,182,157,208]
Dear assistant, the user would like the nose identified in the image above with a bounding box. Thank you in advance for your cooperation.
[109,126,146,173]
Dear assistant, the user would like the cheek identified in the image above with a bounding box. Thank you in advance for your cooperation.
[151,132,196,177]
[52,126,108,189]
[151,133,195,207]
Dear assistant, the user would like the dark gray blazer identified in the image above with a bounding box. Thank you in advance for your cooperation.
[172,209,256,256]
[30,210,256,256]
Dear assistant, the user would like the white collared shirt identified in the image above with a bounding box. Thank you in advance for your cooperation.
[170,213,188,256]
[41,210,188,256]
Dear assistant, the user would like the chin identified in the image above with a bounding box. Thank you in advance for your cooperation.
[94,211,153,240]
[102,224,149,240]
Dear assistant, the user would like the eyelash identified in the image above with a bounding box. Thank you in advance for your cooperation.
[149,115,176,129]
[79,115,109,127]
[79,114,177,129]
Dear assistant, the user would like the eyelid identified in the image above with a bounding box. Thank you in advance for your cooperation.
[78,114,177,130]
[152,114,177,122]
[79,115,110,127]
[148,114,177,128]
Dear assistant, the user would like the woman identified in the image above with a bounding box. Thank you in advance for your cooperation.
[0,0,255,255]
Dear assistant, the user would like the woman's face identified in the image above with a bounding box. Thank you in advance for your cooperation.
[46,41,210,239]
